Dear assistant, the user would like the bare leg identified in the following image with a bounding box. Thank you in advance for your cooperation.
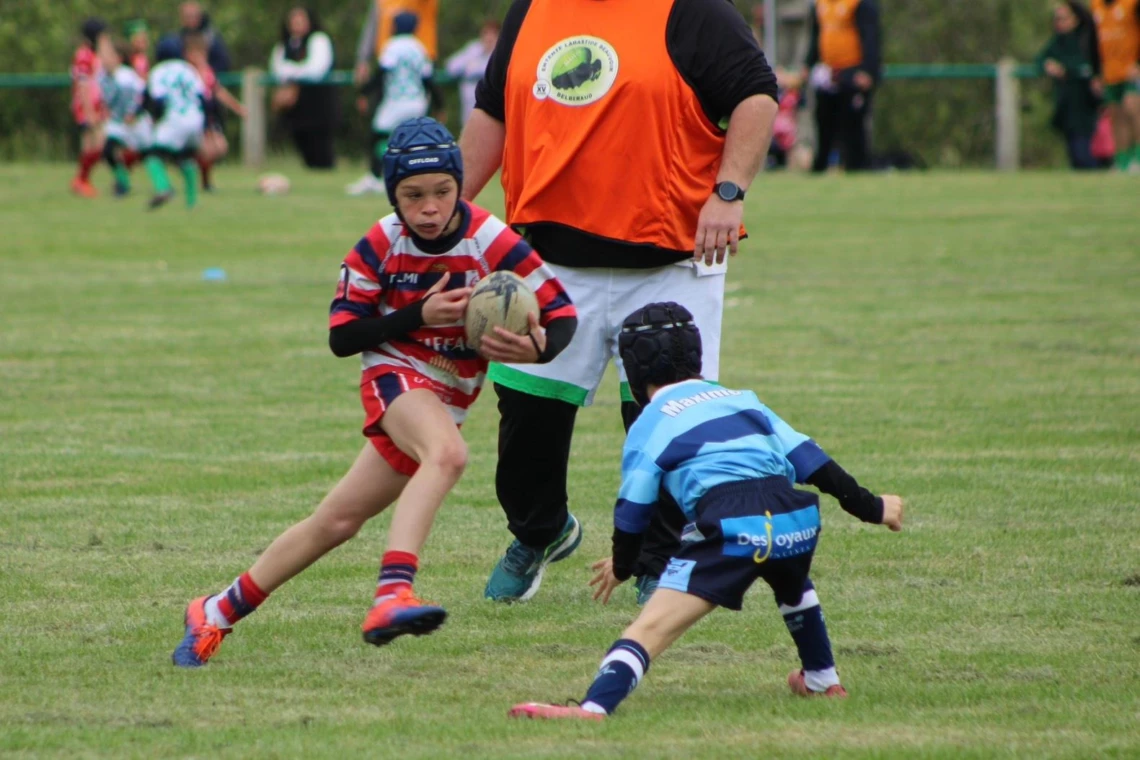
[377,389,468,555]
[1123,92,1140,161]
[622,588,717,658]
[248,443,408,592]
[1108,103,1132,170]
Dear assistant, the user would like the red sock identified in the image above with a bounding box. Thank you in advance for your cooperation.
[375,551,418,602]
[212,572,269,626]
[123,149,140,168]
[78,149,101,181]
[197,156,212,187]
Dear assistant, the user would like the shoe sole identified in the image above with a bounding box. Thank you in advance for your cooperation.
[515,516,581,602]
[507,704,604,721]
[362,608,447,647]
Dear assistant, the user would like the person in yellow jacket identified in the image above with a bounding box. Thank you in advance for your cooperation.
[459,0,779,605]
[1092,0,1140,171]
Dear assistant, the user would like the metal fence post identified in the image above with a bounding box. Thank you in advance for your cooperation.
[995,57,1020,172]
[241,68,266,168]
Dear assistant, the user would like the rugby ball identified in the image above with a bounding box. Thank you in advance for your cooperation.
[464,271,539,353]
[257,173,291,196]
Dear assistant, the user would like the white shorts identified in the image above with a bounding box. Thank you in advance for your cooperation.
[487,260,726,406]
[373,97,429,134]
[152,112,204,153]
[105,116,153,151]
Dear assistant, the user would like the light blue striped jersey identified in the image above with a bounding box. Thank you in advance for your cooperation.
[614,379,832,533]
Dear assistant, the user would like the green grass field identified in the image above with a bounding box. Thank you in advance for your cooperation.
[1,163,1138,759]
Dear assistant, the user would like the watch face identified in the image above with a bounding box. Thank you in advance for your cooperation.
[717,183,739,201]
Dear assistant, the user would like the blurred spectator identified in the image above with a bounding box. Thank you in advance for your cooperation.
[347,11,440,195]
[751,3,766,45]
[178,2,231,73]
[1039,2,1103,170]
[270,7,338,169]
[70,18,109,198]
[186,32,246,189]
[445,19,500,125]
[354,0,440,86]
[804,0,881,172]
[125,19,150,78]
[1091,0,1140,171]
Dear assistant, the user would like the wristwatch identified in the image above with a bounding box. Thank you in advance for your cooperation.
[714,181,745,202]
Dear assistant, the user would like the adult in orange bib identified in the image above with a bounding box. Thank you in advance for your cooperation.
[459,0,779,605]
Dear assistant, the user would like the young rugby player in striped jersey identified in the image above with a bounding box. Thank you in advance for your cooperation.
[511,302,903,719]
[172,118,576,666]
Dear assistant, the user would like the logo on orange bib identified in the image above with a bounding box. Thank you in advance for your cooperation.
[533,35,619,106]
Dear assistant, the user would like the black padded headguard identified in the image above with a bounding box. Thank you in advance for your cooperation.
[618,302,702,406]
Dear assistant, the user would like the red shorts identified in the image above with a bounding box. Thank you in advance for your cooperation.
[360,369,461,476]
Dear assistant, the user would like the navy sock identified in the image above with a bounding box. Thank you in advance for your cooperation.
[581,639,650,715]
[779,579,840,691]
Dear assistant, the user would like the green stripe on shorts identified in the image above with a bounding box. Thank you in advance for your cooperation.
[488,364,590,406]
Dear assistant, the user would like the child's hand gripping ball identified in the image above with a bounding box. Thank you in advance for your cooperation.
[464,271,542,362]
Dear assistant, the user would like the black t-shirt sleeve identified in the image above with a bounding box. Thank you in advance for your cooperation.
[855,0,882,79]
[473,0,532,123]
[666,0,778,125]
[805,2,820,68]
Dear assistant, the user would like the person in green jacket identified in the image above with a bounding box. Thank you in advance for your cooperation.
[1039,2,1104,169]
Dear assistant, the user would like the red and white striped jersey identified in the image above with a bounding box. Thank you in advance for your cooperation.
[330,201,576,422]
[71,46,105,122]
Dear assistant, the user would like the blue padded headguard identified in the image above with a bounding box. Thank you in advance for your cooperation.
[155,34,184,63]
[383,117,464,208]
[618,302,703,406]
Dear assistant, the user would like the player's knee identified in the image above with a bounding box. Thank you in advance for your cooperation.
[314,511,368,545]
[424,437,468,479]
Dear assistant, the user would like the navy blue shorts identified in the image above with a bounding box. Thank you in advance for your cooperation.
[657,477,821,611]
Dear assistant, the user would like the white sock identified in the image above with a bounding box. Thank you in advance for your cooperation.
[804,666,840,692]
[203,594,232,628]
[580,701,608,715]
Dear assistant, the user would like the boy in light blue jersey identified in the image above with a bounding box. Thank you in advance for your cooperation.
[510,302,905,721]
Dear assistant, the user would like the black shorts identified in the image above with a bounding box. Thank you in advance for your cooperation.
[657,477,821,611]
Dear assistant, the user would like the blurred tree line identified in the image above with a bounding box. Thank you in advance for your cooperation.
[0,0,1068,166]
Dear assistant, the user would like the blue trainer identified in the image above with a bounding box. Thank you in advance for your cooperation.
[484,514,582,602]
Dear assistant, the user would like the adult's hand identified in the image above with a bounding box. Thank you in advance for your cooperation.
[1044,59,1065,79]
[853,71,874,91]
[694,196,743,266]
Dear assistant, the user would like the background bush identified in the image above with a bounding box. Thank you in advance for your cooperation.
[0,0,1067,165]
